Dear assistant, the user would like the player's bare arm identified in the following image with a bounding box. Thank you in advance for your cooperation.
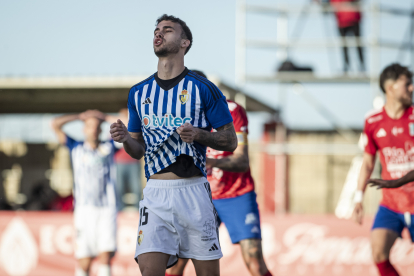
[110,119,145,160]
[206,144,249,172]
[51,114,82,144]
[177,122,237,152]
[369,169,414,189]
[352,152,375,225]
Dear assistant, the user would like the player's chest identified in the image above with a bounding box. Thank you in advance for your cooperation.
[138,88,201,129]
[74,145,112,167]
[373,121,414,148]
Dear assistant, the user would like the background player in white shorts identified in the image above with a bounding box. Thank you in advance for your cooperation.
[52,110,120,276]
[109,14,237,276]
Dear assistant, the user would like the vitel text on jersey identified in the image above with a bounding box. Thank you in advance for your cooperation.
[142,114,192,129]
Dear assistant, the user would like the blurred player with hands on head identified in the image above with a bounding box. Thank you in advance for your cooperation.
[109,15,237,276]
[166,70,272,276]
[353,63,414,276]
[52,109,120,276]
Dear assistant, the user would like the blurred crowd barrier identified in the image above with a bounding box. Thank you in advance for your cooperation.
[1,212,414,276]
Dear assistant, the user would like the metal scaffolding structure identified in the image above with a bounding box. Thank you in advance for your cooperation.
[235,0,414,214]
[235,0,414,99]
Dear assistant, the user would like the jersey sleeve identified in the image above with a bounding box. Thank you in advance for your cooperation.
[231,104,249,133]
[200,83,233,129]
[65,135,78,151]
[231,103,249,145]
[363,120,377,155]
[127,88,142,133]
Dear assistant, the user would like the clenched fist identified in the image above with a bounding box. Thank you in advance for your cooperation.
[110,119,130,143]
[176,122,199,143]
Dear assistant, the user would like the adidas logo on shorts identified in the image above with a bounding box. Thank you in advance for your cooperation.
[209,243,219,251]
[142,98,152,105]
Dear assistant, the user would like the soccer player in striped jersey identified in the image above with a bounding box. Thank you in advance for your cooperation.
[52,110,120,276]
[110,15,237,276]
[166,71,273,276]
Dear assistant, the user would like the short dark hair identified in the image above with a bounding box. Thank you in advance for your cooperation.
[191,70,207,79]
[379,63,413,93]
[156,14,193,55]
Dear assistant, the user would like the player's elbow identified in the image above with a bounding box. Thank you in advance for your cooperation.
[223,141,237,152]
[239,161,249,173]
[227,133,238,152]
[51,119,61,131]
[229,143,237,152]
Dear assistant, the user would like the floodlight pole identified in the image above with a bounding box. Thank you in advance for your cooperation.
[370,0,381,104]
[235,0,246,86]
[411,1,414,72]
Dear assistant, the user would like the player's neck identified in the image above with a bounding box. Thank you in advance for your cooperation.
[157,55,185,80]
[85,140,100,150]
[384,99,409,119]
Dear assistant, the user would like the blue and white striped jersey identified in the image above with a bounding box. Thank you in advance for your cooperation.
[66,135,118,208]
[127,68,233,179]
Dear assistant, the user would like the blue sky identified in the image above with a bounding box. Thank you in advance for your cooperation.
[0,0,413,132]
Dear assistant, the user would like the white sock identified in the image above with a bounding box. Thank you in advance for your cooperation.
[98,264,111,276]
[75,268,88,276]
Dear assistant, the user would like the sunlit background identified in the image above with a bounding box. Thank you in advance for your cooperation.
[0,0,414,275]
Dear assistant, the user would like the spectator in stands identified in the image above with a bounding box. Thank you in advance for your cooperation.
[331,0,365,73]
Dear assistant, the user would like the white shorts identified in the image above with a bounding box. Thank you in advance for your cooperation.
[74,206,117,259]
[134,177,222,268]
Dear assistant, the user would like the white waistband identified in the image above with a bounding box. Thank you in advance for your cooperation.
[146,176,207,188]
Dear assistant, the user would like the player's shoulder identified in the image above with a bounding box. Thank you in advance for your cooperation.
[130,73,156,91]
[69,140,84,151]
[187,70,222,99]
[364,108,384,125]
[226,100,244,113]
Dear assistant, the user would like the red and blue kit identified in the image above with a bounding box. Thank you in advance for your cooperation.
[207,100,255,200]
[364,106,414,239]
[207,100,261,244]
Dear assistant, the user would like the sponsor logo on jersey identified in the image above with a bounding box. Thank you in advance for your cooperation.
[382,145,414,179]
[392,126,404,136]
[142,114,192,128]
[179,89,190,105]
[377,128,387,138]
[138,230,144,246]
[409,123,414,136]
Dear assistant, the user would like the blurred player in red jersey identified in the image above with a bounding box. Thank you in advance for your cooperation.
[166,70,272,276]
[353,63,414,276]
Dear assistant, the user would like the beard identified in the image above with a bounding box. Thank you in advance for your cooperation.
[154,38,181,57]
[401,96,413,107]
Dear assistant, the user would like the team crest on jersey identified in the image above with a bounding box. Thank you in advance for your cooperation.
[138,230,144,246]
[409,123,414,136]
[179,89,190,105]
